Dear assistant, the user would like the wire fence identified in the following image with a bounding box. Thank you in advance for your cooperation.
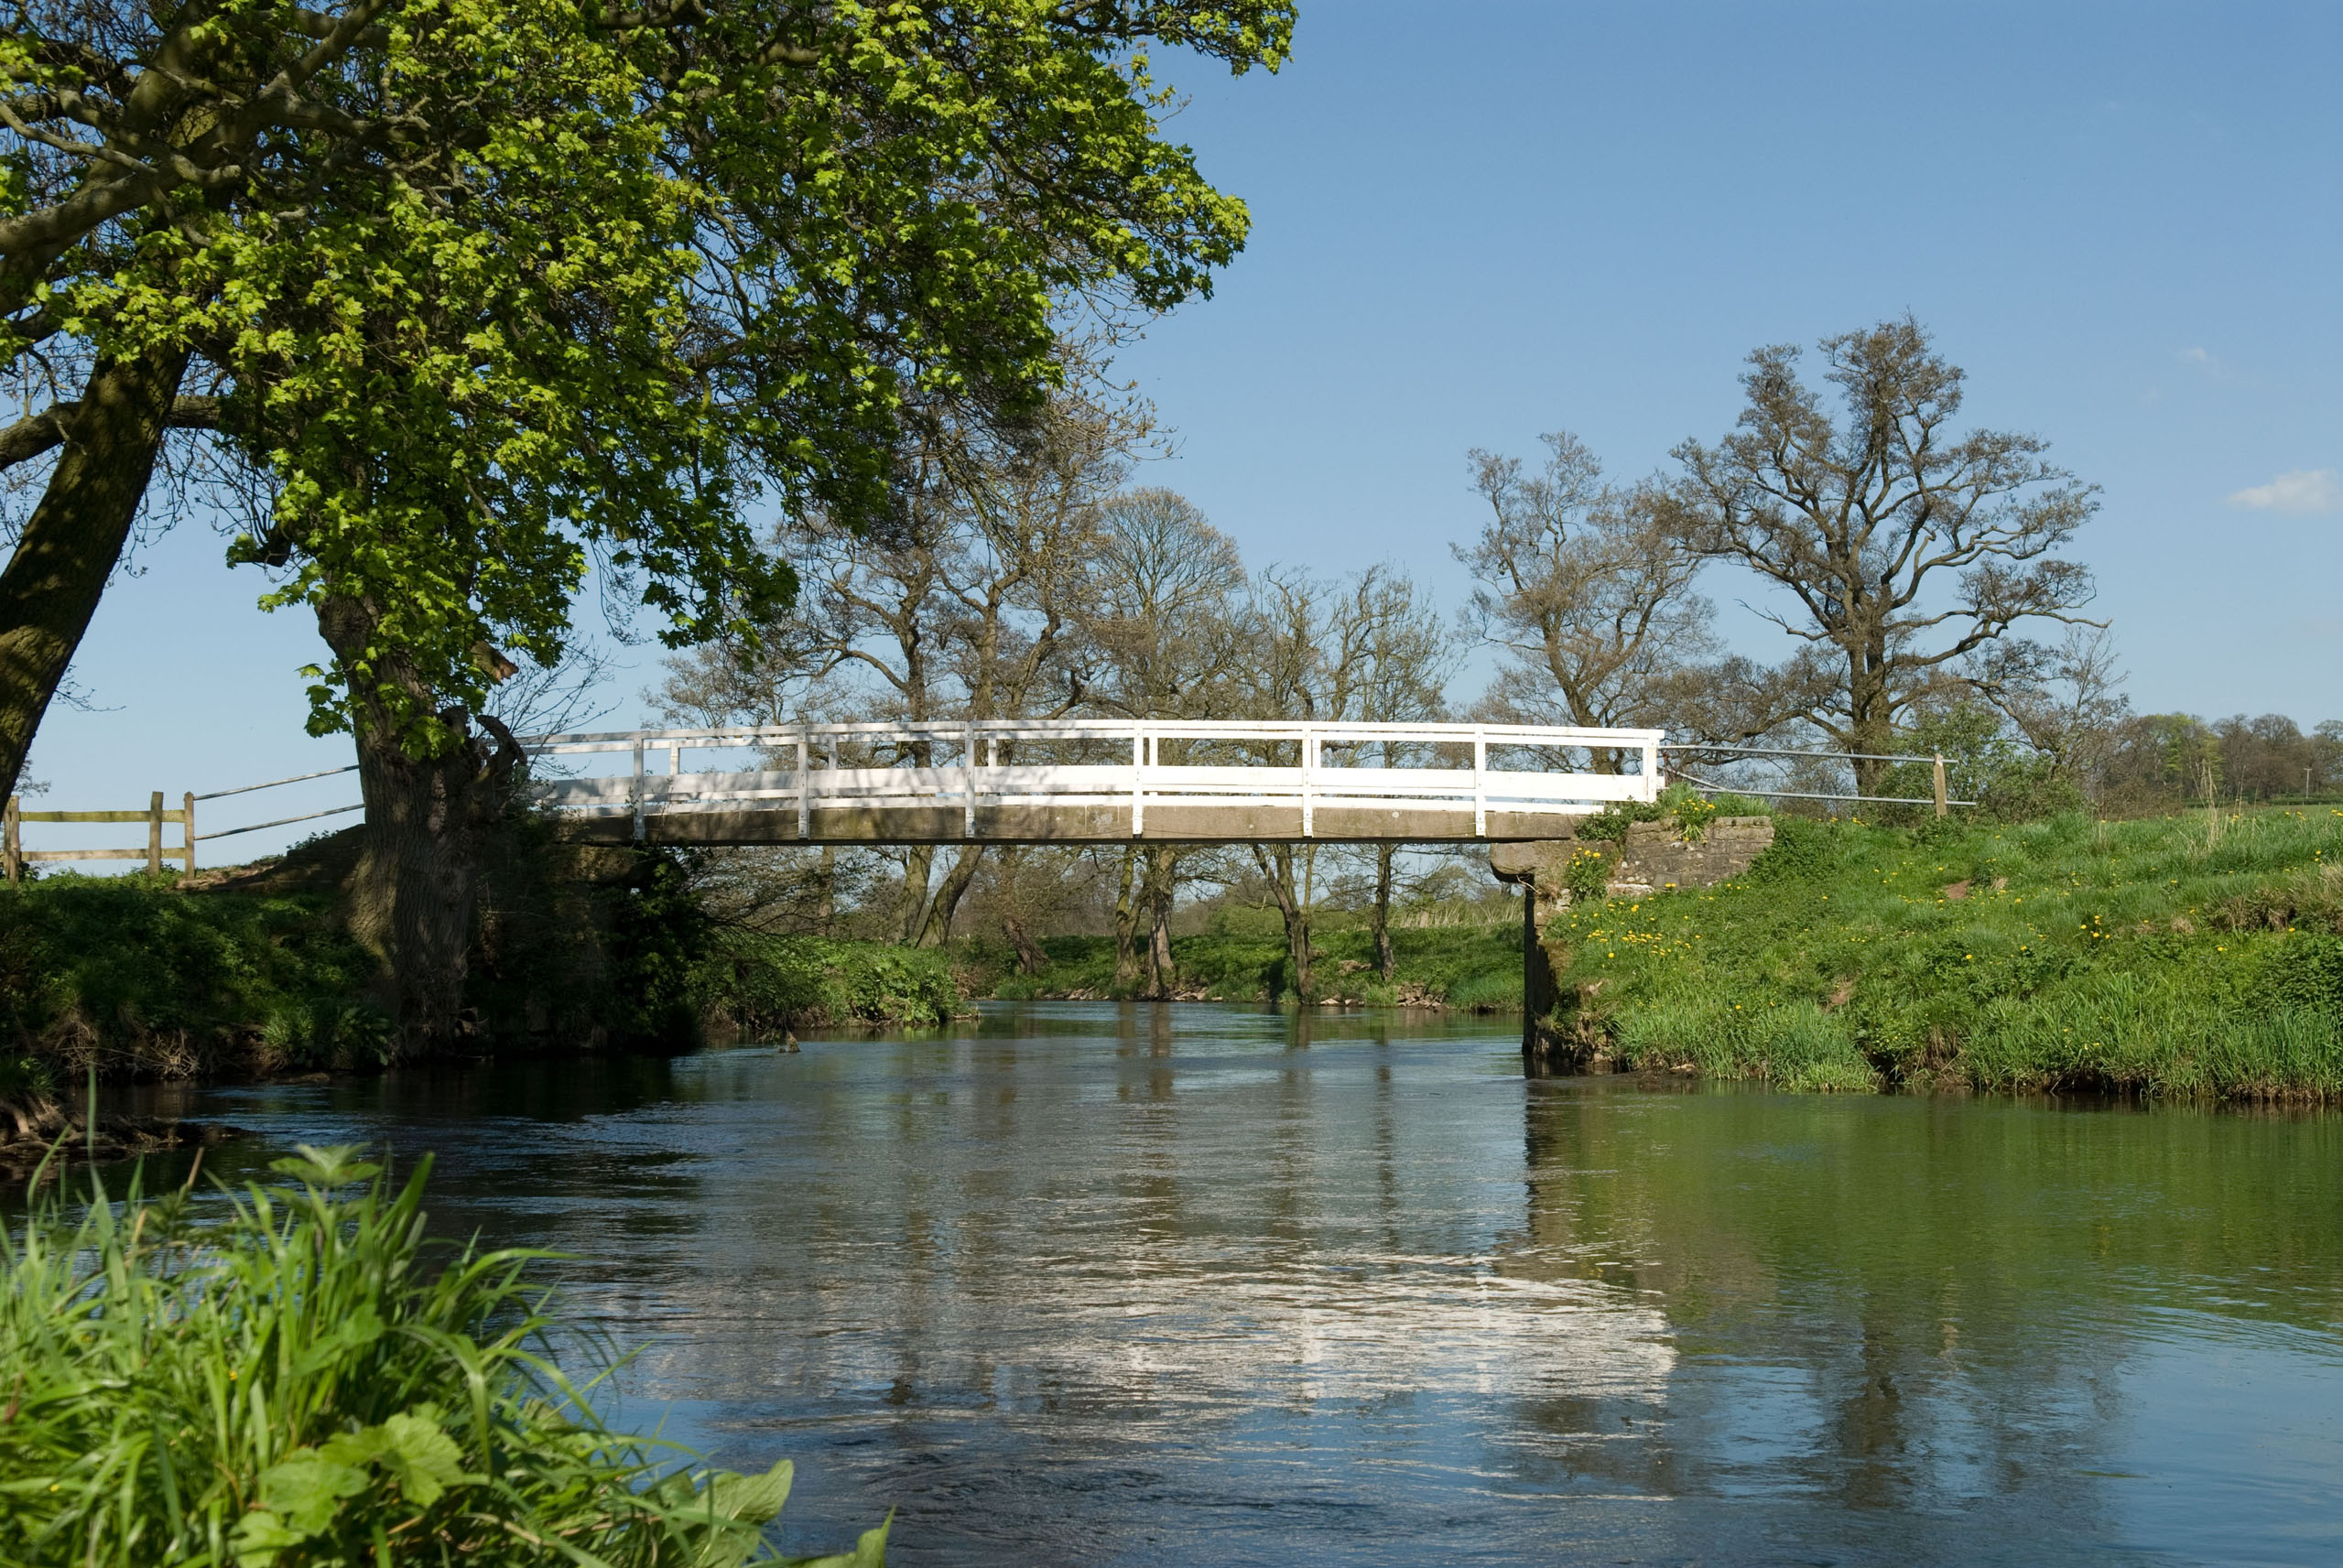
[1659,742,1979,813]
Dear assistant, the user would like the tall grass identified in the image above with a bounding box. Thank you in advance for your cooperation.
[0,1145,886,1566]
[1553,806,2343,1098]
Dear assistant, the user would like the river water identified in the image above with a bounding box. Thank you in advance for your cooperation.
[144,1003,2343,1566]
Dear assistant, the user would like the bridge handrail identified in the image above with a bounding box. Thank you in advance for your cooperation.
[519,719,1668,841]
[520,719,1666,752]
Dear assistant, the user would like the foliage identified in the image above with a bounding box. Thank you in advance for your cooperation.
[696,931,960,1038]
[981,905,1524,1008]
[1560,845,1613,903]
[0,1145,886,1567]
[2,0,1296,760]
[605,847,960,1038]
[605,849,721,1044]
[0,877,379,1076]
[1573,782,1753,844]
[1546,806,2343,1098]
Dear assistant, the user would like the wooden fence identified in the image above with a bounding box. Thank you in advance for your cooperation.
[3,791,197,881]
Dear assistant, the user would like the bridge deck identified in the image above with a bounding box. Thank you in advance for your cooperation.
[525,719,1665,846]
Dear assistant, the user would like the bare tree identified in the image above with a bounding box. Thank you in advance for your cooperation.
[1081,487,1249,995]
[1670,318,2100,792]
[1232,564,1453,999]
[911,390,1142,944]
[1329,568,1453,979]
[657,385,1142,942]
[1971,625,2131,799]
[1459,432,1718,766]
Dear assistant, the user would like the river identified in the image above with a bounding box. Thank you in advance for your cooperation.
[137,1002,2343,1566]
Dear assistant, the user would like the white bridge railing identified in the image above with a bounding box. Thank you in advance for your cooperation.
[522,719,1665,840]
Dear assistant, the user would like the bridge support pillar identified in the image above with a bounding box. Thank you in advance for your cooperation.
[1489,840,1580,1074]
[1490,816,1776,1076]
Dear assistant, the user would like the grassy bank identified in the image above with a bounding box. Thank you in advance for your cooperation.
[1548,806,2343,1098]
[970,905,1525,1009]
[0,865,959,1093]
[0,1145,885,1565]
[0,878,381,1081]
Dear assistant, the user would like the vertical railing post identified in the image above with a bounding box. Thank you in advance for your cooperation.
[1647,735,1663,801]
[631,738,646,843]
[4,795,17,884]
[1472,730,1487,838]
[1933,754,1948,818]
[797,726,811,840]
[146,791,163,876]
[182,792,197,877]
[1131,722,1145,837]
[1301,727,1316,838]
[964,721,978,837]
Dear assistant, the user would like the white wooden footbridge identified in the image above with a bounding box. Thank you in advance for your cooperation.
[524,720,1666,845]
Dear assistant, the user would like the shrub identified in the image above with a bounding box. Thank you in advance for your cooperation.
[0,879,378,1076]
[0,1145,888,1567]
[1576,782,1760,845]
[1562,845,1613,903]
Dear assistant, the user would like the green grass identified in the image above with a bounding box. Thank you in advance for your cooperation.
[975,903,1524,1008]
[1549,806,2343,1098]
[0,867,963,1086]
[0,1144,886,1566]
[694,932,961,1039]
[0,876,383,1081]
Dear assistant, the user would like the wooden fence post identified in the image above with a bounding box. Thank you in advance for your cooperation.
[183,792,197,877]
[147,790,164,875]
[1932,755,1948,818]
[4,795,16,884]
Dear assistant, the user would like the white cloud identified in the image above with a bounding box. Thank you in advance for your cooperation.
[2228,469,2343,514]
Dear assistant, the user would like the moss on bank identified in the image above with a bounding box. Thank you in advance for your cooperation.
[1546,806,2343,1098]
[970,905,1524,1009]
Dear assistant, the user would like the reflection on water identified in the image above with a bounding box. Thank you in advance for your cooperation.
[145,1003,2343,1566]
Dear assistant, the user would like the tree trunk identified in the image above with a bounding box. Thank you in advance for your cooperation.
[0,341,192,796]
[1848,639,1895,796]
[916,844,984,946]
[1141,844,1177,999]
[897,844,935,943]
[1001,910,1049,975]
[1372,843,1397,980]
[1253,843,1313,1002]
[1112,847,1143,992]
[319,595,523,1056]
[815,845,837,935]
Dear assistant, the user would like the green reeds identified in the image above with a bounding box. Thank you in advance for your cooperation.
[0,1145,886,1567]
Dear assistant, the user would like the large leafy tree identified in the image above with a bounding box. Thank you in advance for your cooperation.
[0,0,1292,1044]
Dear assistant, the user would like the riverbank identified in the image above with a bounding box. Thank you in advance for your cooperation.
[1543,806,2343,1098]
[964,906,1524,1009]
[0,860,958,1097]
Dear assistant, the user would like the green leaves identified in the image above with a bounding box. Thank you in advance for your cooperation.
[0,1152,888,1565]
[8,0,1293,754]
[233,1405,473,1562]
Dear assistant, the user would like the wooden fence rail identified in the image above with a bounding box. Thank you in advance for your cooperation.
[4,791,197,881]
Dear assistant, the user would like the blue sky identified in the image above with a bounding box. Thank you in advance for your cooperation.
[31,0,2343,859]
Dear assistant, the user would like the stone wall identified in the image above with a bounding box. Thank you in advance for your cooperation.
[1488,816,1774,912]
[1608,816,1774,897]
